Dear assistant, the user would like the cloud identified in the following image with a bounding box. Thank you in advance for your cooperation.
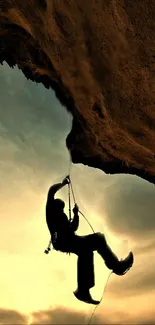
[108,268,155,298]
[0,305,153,325]
[137,317,155,325]
[102,174,155,239]
[31,306,103,324]
[106,245,155,300]
[133,238,155,255]
[0,308,28,324]
[30,305,155,325]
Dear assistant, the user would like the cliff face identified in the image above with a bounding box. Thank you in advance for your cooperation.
[0,0,155,184]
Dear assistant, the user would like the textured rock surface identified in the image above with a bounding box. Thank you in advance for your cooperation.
[0,0,155,184]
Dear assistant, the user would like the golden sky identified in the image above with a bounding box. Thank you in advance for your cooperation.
[0,62,155,324]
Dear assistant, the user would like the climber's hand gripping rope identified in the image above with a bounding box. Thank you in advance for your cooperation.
[62,175,70,186]
[73,203,79,213]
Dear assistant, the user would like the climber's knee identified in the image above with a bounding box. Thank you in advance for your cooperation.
[93,232,107,250]
[95,232,106,242]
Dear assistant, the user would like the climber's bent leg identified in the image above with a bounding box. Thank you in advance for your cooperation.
[92,232,134,275]
[94,232,120,269]
[87,232,134,275]
[71,232,134,276]
[71,232,118,268]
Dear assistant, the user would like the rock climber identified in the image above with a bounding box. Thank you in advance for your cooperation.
[46,175,134,305]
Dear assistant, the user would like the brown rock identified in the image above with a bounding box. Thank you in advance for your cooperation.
[0,0,155,184]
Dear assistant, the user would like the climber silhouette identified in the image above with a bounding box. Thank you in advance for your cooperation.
[46,176,134,305]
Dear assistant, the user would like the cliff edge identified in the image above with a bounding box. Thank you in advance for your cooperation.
[0,0,155,183]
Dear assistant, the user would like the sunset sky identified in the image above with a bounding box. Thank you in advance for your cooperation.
[0,62,155,324]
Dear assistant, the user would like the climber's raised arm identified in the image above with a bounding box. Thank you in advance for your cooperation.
[48,175,70,198]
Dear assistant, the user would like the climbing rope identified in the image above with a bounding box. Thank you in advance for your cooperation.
[68,159,95,233]
[68,177,72,222]
[87,271,113,325]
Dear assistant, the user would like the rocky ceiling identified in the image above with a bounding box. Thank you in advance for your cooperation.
[0,0,155,184]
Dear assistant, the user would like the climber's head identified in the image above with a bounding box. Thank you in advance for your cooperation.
[54,198,65,213]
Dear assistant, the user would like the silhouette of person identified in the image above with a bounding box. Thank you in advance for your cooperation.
[46,176,134,305]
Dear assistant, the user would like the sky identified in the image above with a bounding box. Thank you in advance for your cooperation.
[0,62,155,324]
